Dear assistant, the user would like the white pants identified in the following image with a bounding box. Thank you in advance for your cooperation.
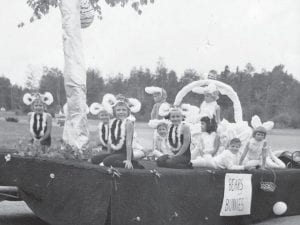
[191,155,217,169]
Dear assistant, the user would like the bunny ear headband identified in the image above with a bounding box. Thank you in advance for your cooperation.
[148,119,171,129]
[23,92,54,106]
[145,86,163,95]
[89,103,110,115]
[102,93,141,114]
[251,115,274,132]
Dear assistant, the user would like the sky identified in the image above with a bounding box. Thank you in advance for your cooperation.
[0,0,300,86]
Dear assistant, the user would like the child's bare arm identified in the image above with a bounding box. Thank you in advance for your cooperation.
[212,134,220,156]
[216,105,221,124]
[176,125,191,156]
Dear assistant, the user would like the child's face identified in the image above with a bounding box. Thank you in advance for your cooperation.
[204,93,215,103]
[98,111,110,123]
[170,110,182,125]
[201,121,207,132]
[254,132,265,142]
[228,142,241,154]
[157,125,168,137]
[115,104,129,120]
[153,92,162,103]
[33,101,44,113]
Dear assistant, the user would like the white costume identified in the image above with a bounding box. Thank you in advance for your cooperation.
[243,138,285,169]
[192,132,217,159]
[152,135,174,158]
[192,149,245,170]
[199,101,218,120]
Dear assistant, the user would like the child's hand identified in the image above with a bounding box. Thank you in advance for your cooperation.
[124,160,133,169]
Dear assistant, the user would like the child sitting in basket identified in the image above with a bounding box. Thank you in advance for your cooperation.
[239,116,286,169]
[23,92,53,153]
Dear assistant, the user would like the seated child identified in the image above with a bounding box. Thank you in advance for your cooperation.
[148,119,173,158]
[192,138,251,170]
[156,107,192,169]
[91,94,144,169]
[89,101,111,152]
[239,116,285,169]
[23,92,53,152]
[192,116,219,159]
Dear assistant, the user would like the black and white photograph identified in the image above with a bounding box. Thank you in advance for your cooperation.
[0,0,300,224]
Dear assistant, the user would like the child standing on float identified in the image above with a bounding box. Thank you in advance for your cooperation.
[194,83,221,124]
[23,92,53,152]
[156,106,192,169]
[145,86,168,120]
[91,94,143,169]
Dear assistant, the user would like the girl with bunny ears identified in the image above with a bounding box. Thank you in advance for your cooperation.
[156,105,192,169]
[239,115,285,169]
[145,86,168,120]
[23,92,54,151]
[91,94,144,169]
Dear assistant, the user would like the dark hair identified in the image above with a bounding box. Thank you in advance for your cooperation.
[200,116,217,134]
[229,138,241,145]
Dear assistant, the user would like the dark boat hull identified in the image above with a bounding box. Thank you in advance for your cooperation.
[1,154,300,225]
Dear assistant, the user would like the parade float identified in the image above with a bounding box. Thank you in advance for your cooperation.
[1,79,300,225]
[1,0,300,224]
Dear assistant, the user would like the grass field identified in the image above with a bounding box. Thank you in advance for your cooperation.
[0,118,300,225]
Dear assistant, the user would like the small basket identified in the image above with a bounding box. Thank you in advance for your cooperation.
[260,168,277,192]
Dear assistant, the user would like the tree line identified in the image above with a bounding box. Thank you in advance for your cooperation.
[1,63,300,128]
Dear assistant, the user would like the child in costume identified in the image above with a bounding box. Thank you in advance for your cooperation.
[148,119,173,158]
[145,86,168,120]
[192,116,219,159]
[192,138,252,170]
[156,105,192,169]
[91,94,144,169]
[23,92,54,152]
[89,96,112,152]
[239,116,285,169]
[193,83,221,124]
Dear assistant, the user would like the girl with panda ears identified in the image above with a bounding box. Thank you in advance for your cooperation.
[23,92,54,151]
[91,94,144,169]
[156,103,192,169]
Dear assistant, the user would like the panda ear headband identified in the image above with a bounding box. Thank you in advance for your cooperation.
[23,92,53,106]
[102,93,141,114]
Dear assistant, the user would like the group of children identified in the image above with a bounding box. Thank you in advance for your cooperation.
[23,82,286,170]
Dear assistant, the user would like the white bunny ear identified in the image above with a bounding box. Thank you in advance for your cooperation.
[85,104,90,114]
[145,86,162,94]
[102,93,117,113]
[192,87,205,95]
[251,115,262,128]
[128,98,141,113]
[42,92,54,105]
[263,121,274,131]
[159,102,171,117]
[89,102,105,115]
[23,93,35,105]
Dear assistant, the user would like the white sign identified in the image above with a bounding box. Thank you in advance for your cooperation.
[220,173,252,216]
